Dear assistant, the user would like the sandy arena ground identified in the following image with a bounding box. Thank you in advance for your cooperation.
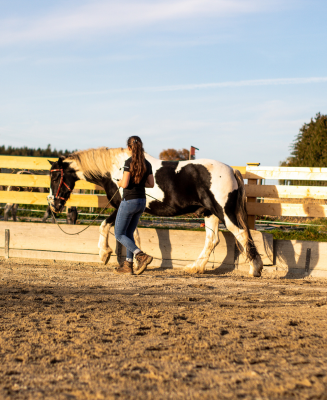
[1,258,327,400]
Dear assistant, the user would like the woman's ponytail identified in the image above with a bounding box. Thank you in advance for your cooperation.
[127,136,146,184]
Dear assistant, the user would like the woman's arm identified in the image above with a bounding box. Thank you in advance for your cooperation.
[117,171,130,189]
[145,174,155,188]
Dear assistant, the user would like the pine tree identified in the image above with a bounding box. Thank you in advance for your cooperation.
[0,144,74,157]
[283,113,327,167]
[280,113,327,185]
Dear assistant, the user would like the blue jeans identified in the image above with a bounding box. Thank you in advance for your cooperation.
[115,198,146,260]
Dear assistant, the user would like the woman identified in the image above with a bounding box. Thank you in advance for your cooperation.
[115,136,155,275]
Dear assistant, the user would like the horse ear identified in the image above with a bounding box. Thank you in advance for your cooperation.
[48,160,55,166]
[58,157,64,166]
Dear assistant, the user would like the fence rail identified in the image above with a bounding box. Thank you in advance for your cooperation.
[245,185,327,199]
[245,166,327,181]
[247,203,327,218]
[0,156,57,170]
[1,156,327,228]
[0,173,102,190]
[0,191,109,208]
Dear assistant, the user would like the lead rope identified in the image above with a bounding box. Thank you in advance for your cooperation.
[50,179,217,267]
[48,188,120,236]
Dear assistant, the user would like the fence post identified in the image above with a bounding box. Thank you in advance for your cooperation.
[246,163,260,230]
[5,229,10,259]
[90,189,94,213]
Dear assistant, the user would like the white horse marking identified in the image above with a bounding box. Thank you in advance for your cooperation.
[184,214,220,274]
[98,219,113,264]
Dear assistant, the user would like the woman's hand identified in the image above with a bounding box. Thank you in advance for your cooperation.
[145,174,155,188]
[117,171,130,189]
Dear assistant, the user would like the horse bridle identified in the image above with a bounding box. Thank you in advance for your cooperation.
[50,168,73,201]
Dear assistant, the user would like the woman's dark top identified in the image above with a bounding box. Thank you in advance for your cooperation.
[123,157,153,200]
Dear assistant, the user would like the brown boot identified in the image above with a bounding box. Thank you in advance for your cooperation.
[134,252,153,275]
[115,260,133,275]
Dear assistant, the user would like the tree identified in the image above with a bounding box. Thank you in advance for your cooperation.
[281,113,327,167]
[159,148,190,161]
[280,113,327,185]
[0,144,74,157]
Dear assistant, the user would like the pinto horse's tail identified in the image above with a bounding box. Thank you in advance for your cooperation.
[233,169,257,260]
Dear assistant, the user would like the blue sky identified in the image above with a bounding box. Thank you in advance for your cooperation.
[0,0,326,166]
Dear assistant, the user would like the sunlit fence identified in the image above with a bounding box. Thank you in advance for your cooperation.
[245,166,327,227]
[1,156,327,229]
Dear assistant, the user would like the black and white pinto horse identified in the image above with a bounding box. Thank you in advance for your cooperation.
[48,147,263,276]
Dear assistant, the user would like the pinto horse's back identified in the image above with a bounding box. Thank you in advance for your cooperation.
[200,159,237,193]
[186,159,238,215]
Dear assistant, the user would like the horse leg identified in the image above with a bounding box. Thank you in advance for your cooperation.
[12,204,18,222]
[51,207,56,223]
[184,214,219,274]
[224,215,263,277]
[98,210,117,265]
[4,203,13,221]
[42,206,50,222]
[134,227,141,249]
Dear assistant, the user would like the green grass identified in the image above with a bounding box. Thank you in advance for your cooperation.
[262,225,327,242]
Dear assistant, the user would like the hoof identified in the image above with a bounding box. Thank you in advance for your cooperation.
[99,249,112,265]
[249,257,263,277]
[249,266,262,277]
[184,264,204,274]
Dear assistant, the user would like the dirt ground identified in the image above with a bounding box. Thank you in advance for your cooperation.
[1,258,327,400]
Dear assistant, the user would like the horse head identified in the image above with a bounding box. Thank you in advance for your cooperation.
[47,157,78,213]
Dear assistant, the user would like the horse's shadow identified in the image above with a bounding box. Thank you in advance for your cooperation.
[274,240,320,279]
[272,201,322,279]
[157,229,173,269]
[154,228,236,273]
[115,228,174,269]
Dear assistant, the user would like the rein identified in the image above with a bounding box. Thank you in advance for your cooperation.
[48,172,120,235]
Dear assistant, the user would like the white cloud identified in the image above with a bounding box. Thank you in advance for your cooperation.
[18,76,327,99]
[0,0,285,45]
[132,77,327,92]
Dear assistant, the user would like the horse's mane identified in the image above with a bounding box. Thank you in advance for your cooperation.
[66,147,124,180]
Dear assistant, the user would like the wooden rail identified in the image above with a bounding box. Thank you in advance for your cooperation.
[0,173,103,190]
[245,185,327,199]
[0,191,109,208]
[0,156,57,170]
[1,156,327,228]
[245,166,327,181]
[247,203,327,218]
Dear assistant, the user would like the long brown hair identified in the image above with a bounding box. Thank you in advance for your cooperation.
[127,136,146,184]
